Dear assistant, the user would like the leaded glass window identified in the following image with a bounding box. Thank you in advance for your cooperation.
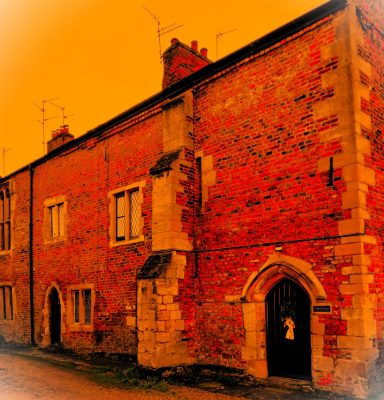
[73,290,80,323]
[49,203,64,238]
[129,189,140,238]
[0,187,11,251]
[115,193,125,241]
[114,188,141,242]
[83,290,92,325]
[1,286,13,320]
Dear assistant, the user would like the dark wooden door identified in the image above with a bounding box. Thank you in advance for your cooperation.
[266,278,311,380]
[49,288,61,345]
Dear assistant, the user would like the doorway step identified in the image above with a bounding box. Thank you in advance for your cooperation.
[261,376,314,392]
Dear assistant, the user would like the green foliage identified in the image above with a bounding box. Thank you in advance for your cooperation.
[90,365,169,392]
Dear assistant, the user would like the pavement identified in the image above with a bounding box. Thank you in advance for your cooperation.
[0,344,360,399]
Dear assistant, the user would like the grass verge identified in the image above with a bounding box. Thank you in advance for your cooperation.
[90,365,169,392]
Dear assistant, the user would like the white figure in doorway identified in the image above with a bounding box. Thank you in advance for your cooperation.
[284,317,295,340]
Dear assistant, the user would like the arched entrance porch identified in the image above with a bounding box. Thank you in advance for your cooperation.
[241,253,328,380]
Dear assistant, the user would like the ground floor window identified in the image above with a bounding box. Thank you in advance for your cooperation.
[0,285,13,320]
[67,285,94,331]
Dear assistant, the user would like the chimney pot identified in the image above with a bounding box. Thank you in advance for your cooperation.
[200,48,208,58]
[162,39,211,88]
[47,125,74,153]
[191,40,198,52]
[59,125,69,134]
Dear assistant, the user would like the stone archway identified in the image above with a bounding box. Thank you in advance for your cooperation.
[42,283,65,346]
[241,252,328,380]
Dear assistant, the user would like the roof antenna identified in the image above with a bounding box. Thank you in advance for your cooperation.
[33,98,59,155]
[48,101,74,126]
[142,5,183,62]
[2,148,10,176]
[216,28,238,60]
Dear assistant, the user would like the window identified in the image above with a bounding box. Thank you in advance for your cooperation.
[73,290,80,323]
[72,289,91,325]
[115,189,140,241]
[109,181,145,246]
[196,157,202,211]
[49,203,64,238]
[0,187,11,251]
[68,285,94,331]
[0,286,14,320]
[44,196,67,243]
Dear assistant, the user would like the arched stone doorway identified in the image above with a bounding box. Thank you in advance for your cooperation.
[266,278,311,379]
[42,283,64,346]
[49,287,61,345]
[241,253,328,381]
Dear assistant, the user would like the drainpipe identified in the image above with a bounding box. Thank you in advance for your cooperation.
[29,164,35,345]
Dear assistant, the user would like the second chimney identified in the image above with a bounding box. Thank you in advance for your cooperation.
[162,38,211,88]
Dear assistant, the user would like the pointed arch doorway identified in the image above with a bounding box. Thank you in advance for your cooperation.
[49,287,61,345]
[266,278,311,380]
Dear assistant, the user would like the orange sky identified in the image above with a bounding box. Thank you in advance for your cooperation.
[0,0,327,176]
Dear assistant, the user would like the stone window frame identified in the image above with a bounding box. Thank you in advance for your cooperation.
[67,284,95,332]
[0,283,16,321]
[108,181,145,247]
[0,183,13,254]
[43,195,68,244]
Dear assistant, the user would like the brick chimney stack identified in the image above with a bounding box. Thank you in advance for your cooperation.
[162,38,211,88]
[47,125,74,153]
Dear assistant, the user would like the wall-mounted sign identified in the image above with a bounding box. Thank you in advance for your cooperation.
[313,305,331,313]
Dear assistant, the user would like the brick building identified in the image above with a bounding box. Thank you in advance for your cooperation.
[0,0,383,398]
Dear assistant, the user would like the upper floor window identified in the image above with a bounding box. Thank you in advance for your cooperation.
[43,196,67,244]
[49,203,64,239]
[108,181,145,246]
[0,187,11,252]
[0,285,14,320]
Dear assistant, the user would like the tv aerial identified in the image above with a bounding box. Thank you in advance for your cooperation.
[2,147,10,176]
[142,5,183,61]
[48,101,74,126]
[33,98,59,154]
[216,28,238,60]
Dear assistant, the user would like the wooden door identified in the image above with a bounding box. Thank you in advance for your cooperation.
[266,278,311,380]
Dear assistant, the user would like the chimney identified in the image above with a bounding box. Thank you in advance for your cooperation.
[162,38,211,88]
[47,125,74,153]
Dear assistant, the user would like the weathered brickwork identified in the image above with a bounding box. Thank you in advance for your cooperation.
[0,171,31,343]
[1,1,383,399]
[31,112,164,353]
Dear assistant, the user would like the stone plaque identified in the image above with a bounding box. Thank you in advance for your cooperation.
[313,305,331,313]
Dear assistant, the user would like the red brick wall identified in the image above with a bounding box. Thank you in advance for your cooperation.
[31,111,163,353]
[0,170,31,343]
[189,13,350,366]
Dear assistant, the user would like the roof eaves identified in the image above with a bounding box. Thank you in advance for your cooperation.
[0,0,347,183]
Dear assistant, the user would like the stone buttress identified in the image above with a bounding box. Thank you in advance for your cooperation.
[137,92,195,367]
